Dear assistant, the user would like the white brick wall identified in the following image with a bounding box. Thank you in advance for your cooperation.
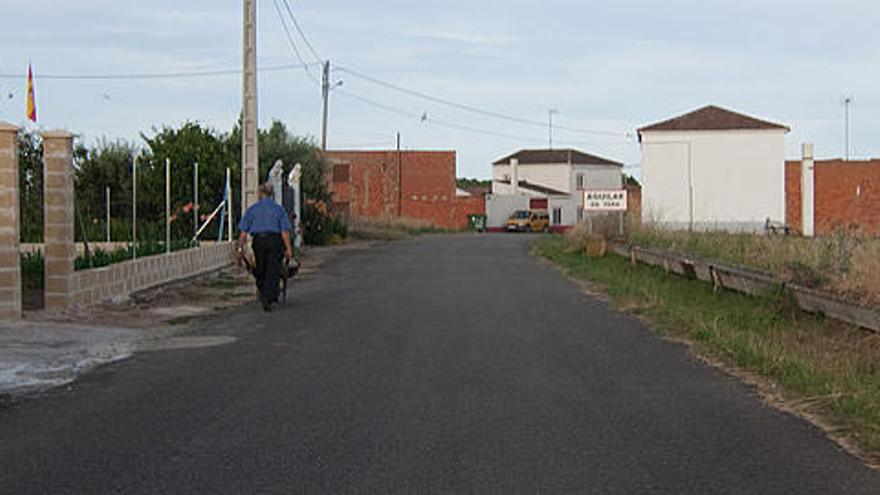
[71,243,235,306]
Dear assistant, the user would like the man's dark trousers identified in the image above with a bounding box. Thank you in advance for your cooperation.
[252,233,284,306]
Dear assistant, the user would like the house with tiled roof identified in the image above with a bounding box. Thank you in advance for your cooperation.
[638,105,789,232]
[487,148,626,230]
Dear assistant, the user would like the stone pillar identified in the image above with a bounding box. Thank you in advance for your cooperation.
[42,131,76,309]
[0,122,21,319]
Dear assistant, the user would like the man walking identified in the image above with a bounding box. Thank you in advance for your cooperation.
[237,183,293,312]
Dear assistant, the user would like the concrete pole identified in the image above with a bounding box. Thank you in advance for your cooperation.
[165,158,171,253]
[241,0,260,213]
[801,143,815,237]
[321,61,330,151]
[42,130,76,310]
[0,122,22,319]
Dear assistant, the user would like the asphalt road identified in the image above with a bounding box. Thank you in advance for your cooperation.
[1,235,878,493]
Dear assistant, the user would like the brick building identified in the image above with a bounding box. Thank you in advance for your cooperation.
[324,150,485,229]
[786,157,880,235]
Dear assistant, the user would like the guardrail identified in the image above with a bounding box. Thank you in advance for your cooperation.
[610,243,880,333]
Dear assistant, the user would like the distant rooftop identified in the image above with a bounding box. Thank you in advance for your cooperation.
[492,148,622,167]
[638,105,789,134]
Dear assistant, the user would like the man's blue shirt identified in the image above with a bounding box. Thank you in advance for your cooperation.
[238,198,292,234]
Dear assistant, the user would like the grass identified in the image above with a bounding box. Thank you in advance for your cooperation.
[629,226,880,306]
[347,217,455,241]
[74,239,193,270]
[535,235,880,463]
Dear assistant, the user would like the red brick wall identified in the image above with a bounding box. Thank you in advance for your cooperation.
[325,151,400,219]
[785,159,880,235]
[324,150,482,229]
[626,184,642,225]
[785,161,803,232]
[451,195,486,229]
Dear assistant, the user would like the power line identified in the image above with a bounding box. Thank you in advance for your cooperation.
[0,63,319,81]
[271,0,320,85]
[280,0,322,63]
[333,65,627,137]
[267,6,634,147]
[334,88,547,144]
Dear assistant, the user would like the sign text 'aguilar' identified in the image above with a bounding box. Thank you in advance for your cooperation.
[582,189,628,212]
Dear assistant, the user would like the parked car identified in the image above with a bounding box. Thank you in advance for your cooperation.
[506,210,549,233]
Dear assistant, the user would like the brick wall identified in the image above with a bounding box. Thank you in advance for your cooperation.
[0,122,20,319]
[70,243,235,307]
[785,159,880,235]
[451,196,487,229]
[324,150,484,229]
[626,184,642,225]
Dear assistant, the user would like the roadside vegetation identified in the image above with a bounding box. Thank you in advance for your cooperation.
[630,226,880,306]
[17,120,343,247]
[535,233,880,463]
[347,217,452,241]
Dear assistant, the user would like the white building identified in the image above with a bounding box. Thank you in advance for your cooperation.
[638,105,789,232]
[487,149,624,230]
[492,149,623,196]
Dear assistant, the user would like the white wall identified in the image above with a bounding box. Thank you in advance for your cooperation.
[485,194,531,227]
[548,196,583,226]
[493,162,622,195]
[571,164,623,191]
[640,129,786,231]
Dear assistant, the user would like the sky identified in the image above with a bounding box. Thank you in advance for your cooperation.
[1,0,878,180]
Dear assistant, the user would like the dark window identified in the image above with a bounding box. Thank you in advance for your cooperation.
[552,207,562,225]
[576,173,584,189]
[333,163,350,183]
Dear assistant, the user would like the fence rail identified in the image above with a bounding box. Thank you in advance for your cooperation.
[611,243,880,333]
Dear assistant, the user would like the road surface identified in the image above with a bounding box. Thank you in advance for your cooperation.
[1,235,878,493]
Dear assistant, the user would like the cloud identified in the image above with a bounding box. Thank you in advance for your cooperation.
[407,28,517,46]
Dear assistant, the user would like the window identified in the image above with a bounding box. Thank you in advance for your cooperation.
[576,173,585,190]
[552,207,562,225]
[576,208,584,221]
[333,163,350,182]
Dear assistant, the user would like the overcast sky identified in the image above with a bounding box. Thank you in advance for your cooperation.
[1,0,877,179]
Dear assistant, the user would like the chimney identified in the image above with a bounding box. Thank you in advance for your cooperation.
[510,158,519,194]
[801,143,815,237]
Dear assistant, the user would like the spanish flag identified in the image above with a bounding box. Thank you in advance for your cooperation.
[26,64,36,122]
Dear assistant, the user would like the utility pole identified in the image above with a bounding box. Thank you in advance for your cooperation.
[321,60,330,151]
[548,109,558,150]
[241,0,259,213]
[843,96,853,160]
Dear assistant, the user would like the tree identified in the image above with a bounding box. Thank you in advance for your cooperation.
[17,130,42,242]
[74,139,138,225]
[140,122,238,240]
[257,121,329,203]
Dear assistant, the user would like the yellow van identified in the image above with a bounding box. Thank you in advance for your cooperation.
[506,210,550,233]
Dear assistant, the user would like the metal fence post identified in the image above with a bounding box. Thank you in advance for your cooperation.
[165,158,171,253]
